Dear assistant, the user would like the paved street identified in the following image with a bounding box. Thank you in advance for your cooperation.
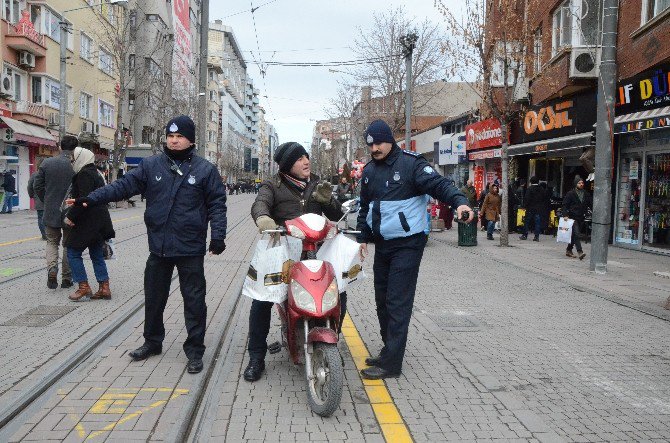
[1,197,670,442]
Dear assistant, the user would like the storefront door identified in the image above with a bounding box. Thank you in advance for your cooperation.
[615,153,643,247]
[643,152,670,250]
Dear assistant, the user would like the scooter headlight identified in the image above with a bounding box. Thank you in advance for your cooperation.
[287,224,306,239]
[321,279,339,312]
[291,280,316,312]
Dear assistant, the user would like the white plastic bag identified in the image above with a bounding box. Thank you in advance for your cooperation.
[242,235,302,303]
[316,233,366,292]
[556,218,574,243]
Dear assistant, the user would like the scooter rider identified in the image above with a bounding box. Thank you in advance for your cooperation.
[357,119,473,379]
[246,141,344,382]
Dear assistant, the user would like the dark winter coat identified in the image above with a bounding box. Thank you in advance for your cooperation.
[64,164,115,249]
[27,173,44,211]
[87,151,227,257]
[2,172,16,194]
[562,189,592,222]
[251,173,343,227]
[460,185,477,208]
[33,151,74,227]
[523,184,546,215]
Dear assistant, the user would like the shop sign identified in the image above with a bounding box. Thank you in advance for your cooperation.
[630,160,639,180]
[474,166,485,197]
[465,118,502,151]
[617,116,670,134]
[512,92,597,144]
[616,62,670,115]
[437,133,465,165]
[468,148,501,161]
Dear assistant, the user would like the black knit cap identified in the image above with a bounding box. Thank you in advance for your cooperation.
[364,119,395,146]
[166,115,196,143]
[274,142,309,173]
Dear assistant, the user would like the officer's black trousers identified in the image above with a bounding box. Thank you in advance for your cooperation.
[373,234,427,373]
[144,253,207,360]
[247,292,348,361]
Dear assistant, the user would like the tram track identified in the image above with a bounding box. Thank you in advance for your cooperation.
[0,199,253,434]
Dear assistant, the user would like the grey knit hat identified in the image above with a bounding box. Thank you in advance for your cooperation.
[274,142,309,173]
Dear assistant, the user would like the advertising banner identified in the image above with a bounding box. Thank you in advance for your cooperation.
[616,62,670,115]
[465,119,502,151]
[172,0,193,95]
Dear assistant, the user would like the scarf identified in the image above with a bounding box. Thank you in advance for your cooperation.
[72,147,95,174]
[280,172,308,192]
[164,145,195,161]
[576,189,585,202]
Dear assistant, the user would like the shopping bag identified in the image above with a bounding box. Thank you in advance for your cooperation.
[242,235,302,303]
[103,239,116,260]
[556,218,574,243]
[516,208,526,227]
[316,233,366,292]
[549,210,557,228]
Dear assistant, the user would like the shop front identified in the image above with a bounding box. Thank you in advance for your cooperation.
[434,131,468,185]
[465,118,504,197]
[508,92,597,199]
[613,61,670,253]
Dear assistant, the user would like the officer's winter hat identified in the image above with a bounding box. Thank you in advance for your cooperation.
[166,115,196,143]
[364,120,395,146]
[274,142,309,173]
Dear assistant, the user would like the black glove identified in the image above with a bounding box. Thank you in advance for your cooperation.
[209,239,226,255]
[74,197,93,207]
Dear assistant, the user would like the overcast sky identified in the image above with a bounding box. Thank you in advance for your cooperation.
[209,0,461,146]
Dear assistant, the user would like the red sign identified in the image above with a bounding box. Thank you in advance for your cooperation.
[465,118,503,151]
[468,148,501,161]
[0,106,11,118]
[474,166,485,198]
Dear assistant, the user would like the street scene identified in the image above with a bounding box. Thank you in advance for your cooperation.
[2,0,670,442]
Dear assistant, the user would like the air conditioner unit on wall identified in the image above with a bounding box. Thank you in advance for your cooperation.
[18,51,35,69]
[513,78,530,103]
[569,47,601,79]
[0,74,12,97]
[94,124,100,134]
[81,121,94,133]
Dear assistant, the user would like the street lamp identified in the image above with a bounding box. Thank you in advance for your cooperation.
[59,0,128,139]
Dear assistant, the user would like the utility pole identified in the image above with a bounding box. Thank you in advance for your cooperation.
[198,0,210,153]
[400,32,418,151]
[590,0,619,274]
[59,20,69,139]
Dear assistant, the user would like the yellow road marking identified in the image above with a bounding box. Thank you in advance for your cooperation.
[0,215,141,248]
[341,315,413,443]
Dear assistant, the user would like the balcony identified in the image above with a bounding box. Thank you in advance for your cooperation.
[12,101,47,126]
[4,12,47,57]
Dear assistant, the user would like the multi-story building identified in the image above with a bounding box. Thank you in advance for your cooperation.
[257,106,269,178]
[204,62,223,165]
[244,76,260,173]
[267,123,279,176]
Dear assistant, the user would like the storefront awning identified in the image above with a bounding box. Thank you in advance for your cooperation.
[507,132,592,156]
[0,116,56,147]
[614,106,670,134]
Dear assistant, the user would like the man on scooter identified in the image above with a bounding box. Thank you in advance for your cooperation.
[246,142,345,382]
[357,120,473,379]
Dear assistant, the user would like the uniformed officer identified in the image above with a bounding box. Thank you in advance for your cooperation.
[356,120,473,379]
[69,115,227,374]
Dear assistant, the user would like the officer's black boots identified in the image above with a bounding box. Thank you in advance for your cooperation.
[128,344,162,361]
[243,359,265,382]
[365,355,381,367]
[187,358,203,374]
[360,366,401,380]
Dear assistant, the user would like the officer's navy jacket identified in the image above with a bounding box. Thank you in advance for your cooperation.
[88,152,227,257]
[356,146,468,243]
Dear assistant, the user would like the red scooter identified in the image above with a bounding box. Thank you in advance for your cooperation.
[265,203,359,416]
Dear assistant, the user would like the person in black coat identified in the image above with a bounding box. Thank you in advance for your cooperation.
[1,169,16,214]
[520,176,545,241]
[562,175,592,260]
[63,148,115,302]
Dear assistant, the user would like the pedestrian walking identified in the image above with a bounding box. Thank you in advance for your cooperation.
[34,136,76,289]
[27,167,47,239]
[478,183,491,231]
[1,169,16,214]
[244,142,344,382]
[480,183,501,240]
[356,120,472,379]
[519,176,545,241]
[63,148,115,302]
[336,176,352,203]
[460,179,477,208]
[69,115,227,374]
[562,175,592,260]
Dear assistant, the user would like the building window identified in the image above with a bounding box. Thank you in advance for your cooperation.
[642,0,670,23]
[552,0,602,55]
[32,76,42,103]
[128,54,135,74]
[99,48,113,75]
[141,126,153,144]
[128,89,135,111]
[98,100,114,127]
[533,27,542,74]
[3,0,20,24]
[80,33,93,63]
[80,92,92,119]
[552,0,572,55]
[491,41,521,87]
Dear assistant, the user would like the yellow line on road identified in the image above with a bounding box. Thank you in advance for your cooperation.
[341,315,413,443]
[0,215,142,248]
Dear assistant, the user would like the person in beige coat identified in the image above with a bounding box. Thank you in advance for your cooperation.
[480,184,501,240]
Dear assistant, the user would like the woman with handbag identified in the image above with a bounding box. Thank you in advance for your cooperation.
[63,147,115,301]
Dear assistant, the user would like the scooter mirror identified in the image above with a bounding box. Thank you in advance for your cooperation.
[342,198,359,213]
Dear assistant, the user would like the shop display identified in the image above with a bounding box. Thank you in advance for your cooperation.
[644,153,670,249]
[616,155,641,245]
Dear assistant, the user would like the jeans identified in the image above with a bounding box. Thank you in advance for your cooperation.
[37,210,46,238]
[522,212,542,238]
[487,220,496,237]
[1,192,14,213]
[45,226,71,279]
[67,243,109,283]
[567,220,583,253]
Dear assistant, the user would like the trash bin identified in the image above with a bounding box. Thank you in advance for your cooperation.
[457,211,478,246]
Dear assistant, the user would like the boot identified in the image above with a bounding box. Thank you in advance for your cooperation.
[69,282,92,302]
[91,280,111,300]
[47,269,58,289]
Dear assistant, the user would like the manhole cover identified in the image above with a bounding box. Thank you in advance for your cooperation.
[427,313,480,329]
[1,305,77,327]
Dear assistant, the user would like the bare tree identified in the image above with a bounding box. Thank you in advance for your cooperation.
[326,81,360,165]
[436,0,545,246]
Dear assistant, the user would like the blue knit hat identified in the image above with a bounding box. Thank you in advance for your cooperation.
[166,115,196,143]
[364,120,395,146]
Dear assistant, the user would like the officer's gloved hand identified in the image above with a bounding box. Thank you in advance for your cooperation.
[256,215,278,234]
[313,181,333,204]
[73,197,92,207]
[208,239,226,255]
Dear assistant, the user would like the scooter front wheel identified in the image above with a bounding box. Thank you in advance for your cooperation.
[305,342,343,417]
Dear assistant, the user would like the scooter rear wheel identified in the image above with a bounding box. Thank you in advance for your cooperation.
[306,342,343,417]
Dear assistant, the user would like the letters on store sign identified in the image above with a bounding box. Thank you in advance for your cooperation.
[523,101,573,135]
[534,144,548,152]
